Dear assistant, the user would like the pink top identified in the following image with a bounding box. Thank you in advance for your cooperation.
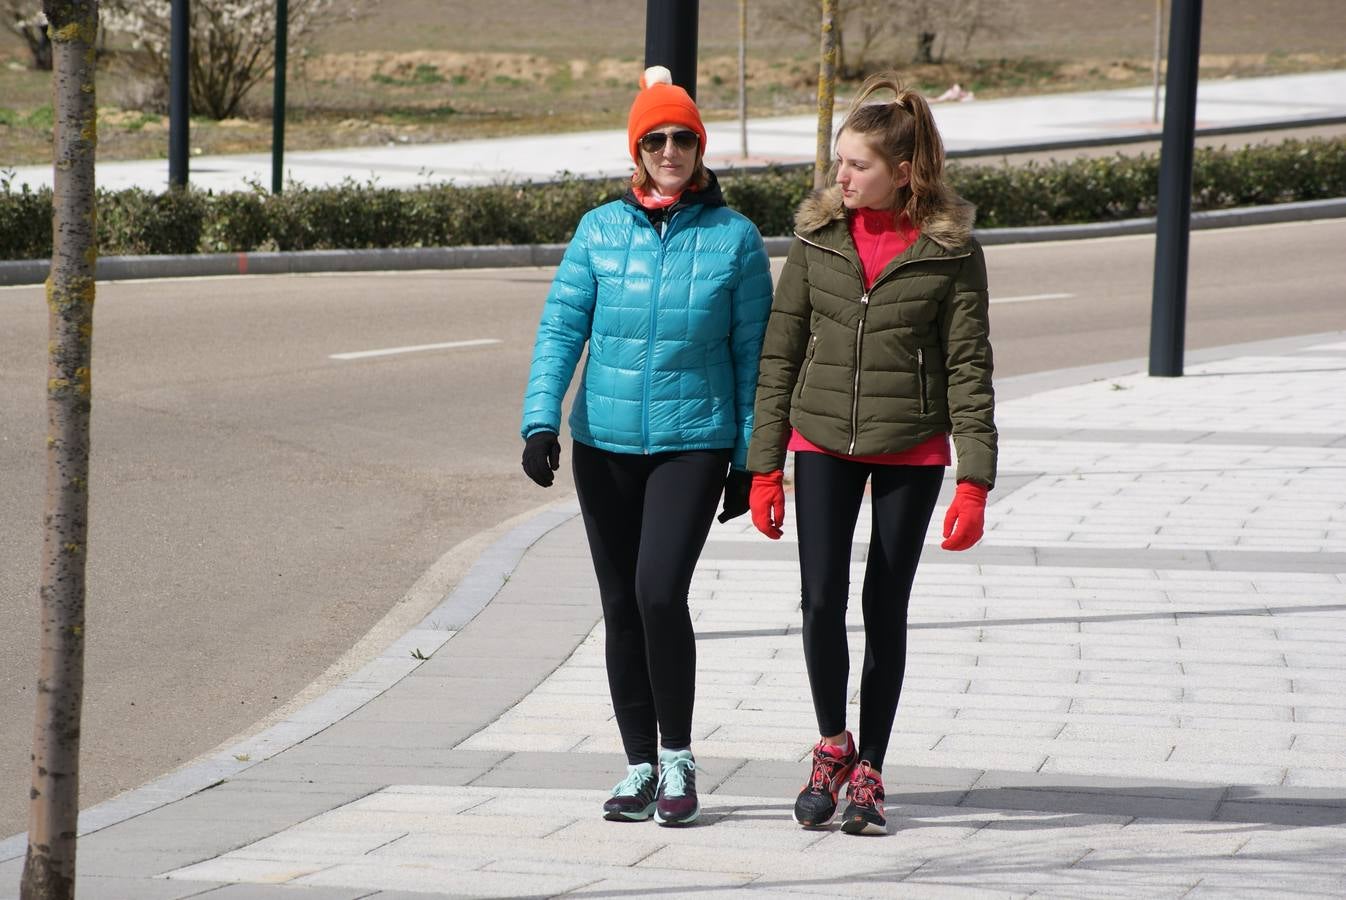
[788,206,951,466]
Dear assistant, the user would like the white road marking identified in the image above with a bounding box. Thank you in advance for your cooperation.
[330,338,501,360]
[992,292,1075,305]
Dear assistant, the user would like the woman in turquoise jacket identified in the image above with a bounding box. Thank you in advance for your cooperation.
[520,67,773,827]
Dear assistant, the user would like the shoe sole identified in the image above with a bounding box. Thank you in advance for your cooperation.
[604,802,656,822]
[840,815,887,836]
[654,805,700,827]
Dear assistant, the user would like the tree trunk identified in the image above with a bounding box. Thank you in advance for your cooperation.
[915,30,936,64]
[814,0,838,191]
[22,3,99,899]
[20,21,54,70]
[737,0,747,159]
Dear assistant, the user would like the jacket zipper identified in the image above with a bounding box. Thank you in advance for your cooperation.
[801,333,818,388]
[643,212,674,454]
[850,293,869,452]
[917,347,928,415]
[794,232,970,452]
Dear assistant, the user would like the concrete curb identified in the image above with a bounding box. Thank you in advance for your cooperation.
[2,197,1344,287]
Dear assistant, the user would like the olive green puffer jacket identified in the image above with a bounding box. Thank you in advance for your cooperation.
[746,185,997,488]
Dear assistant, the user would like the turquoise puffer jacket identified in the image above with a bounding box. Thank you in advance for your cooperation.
[521,179,773,470]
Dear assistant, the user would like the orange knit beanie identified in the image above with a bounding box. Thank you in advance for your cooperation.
[626,65,707,163]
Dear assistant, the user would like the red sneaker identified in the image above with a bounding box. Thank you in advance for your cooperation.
[840,761,887,835]
[793,732,857,827]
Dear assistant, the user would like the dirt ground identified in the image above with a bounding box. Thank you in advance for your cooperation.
[1,0,1344,166]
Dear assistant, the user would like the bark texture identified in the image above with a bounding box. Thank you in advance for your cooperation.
[23,3,99,899]
[814,0,838,191]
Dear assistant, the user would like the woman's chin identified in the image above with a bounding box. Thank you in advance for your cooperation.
[654,176,691,195]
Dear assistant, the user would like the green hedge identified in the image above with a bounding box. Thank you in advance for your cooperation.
[3,138,1344,260]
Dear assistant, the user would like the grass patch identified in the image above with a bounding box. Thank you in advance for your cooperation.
[25,105,54,129]
[385,104,458,124]
[371,63,446,87]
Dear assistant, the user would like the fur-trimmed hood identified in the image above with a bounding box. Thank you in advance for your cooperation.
[793,184,976,251]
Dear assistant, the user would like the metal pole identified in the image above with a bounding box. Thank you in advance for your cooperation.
[168,0,189,188]
[645,0,699,99]
[1148,0,1203,378]
[272,0,289,194]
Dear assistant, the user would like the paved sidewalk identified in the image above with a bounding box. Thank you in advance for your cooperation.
[8,70,1346,193]
[4,332,1346,898]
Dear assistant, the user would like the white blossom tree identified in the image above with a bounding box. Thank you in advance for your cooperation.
[2,2,52,70]
[101,0,368,119]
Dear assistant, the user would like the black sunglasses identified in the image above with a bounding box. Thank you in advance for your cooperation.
[639,130,700,153]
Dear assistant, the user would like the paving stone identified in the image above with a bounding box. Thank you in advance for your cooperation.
[190,885,375,899]
[1040,756,1286,786]
[70,875,229,900]
[959,787,1220,820]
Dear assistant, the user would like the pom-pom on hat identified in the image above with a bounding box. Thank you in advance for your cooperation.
[627,65,707,163]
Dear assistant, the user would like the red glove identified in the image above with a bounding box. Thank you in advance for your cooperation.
[750,470,785,540]
[941,481,988,551]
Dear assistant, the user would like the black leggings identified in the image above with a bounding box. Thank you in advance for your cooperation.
[793,452,943,770]
[571,440,730,766]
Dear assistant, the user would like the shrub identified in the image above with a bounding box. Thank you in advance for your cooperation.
[97,187,206,255]
[201,189,270,252]
[0,180,52,259]
[3,136,1343,261]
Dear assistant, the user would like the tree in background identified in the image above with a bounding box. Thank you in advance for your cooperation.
[814,0,837,190]
[3,2,53,70]
[905,0,1018,64]
[23,1,99,897]
[759,0,1018,77]
[100,0,368,119]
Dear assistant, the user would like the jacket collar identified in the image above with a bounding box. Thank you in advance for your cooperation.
[793,184,976,257]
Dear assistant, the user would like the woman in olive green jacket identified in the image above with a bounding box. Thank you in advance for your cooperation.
[745,73,997,836]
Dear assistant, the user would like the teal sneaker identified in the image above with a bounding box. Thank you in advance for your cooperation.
[654,748,699,826]
[603,762,657,822]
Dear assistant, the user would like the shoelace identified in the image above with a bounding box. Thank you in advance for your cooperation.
[658,756,696,798]
[850,766,882,807]
[851,779,879,807]
[809,746,846,791]
[611,765,652,798]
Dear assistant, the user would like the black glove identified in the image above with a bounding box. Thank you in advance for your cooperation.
[522,431,561,487]
[717,469,753,523]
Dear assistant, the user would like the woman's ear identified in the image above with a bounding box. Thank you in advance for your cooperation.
[894,160,913,190]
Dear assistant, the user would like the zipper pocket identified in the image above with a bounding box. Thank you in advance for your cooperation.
[800,333,818,390]
[917,348,928,416]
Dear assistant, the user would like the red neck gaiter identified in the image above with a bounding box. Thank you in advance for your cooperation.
[849,206,920,289]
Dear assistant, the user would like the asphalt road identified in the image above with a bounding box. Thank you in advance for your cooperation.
[1,217,1343,837]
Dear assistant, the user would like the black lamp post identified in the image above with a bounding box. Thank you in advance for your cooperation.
[1148,0,1204,377]
[645,0,699,98]
[168,0,189,188]
[272,0,289,194]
